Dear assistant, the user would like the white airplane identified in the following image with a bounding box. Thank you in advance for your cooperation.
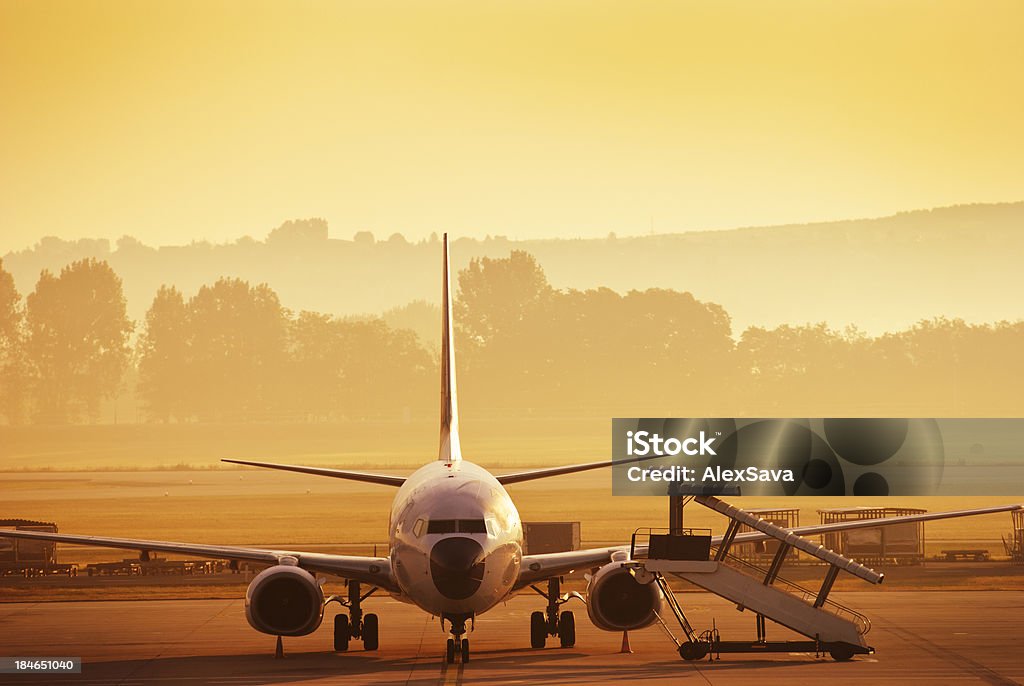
[2,235,1020,664]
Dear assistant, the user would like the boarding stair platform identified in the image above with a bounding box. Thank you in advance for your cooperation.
[626,495,878,661]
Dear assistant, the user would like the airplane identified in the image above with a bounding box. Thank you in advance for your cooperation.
[2,234,1021,664]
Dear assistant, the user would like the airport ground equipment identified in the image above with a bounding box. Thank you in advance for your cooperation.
[939,549,990,561]
[1005,510,1024,564]
[731,508,800,565]
[522,522,581,556]
[0,519,76,578]
[83,557,227,576]
[628,495,879,661]
[819,507,926,566]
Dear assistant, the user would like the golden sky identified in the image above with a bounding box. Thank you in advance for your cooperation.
[1,0,1022,252]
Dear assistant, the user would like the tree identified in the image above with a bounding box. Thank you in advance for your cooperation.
[736,323,866,414]
[288,311,345,420]
[266,218,328,244]
[382,300,440,351]
[453,251,555,409]
[185,278,289,421]
[0,259,19,345]
[0,259,28,423]
[456,250,553,347]
[452,251,738,413]
[137,286,189,421]
[334,318,433,419]
[288,313,434,421]
[25,259,133,422]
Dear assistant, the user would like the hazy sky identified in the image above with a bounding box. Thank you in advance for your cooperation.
[2,1,1022,253]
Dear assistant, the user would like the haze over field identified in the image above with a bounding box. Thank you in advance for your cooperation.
[4,202,1024,336]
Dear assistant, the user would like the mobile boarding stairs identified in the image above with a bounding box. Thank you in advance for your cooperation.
[626,494,876,662]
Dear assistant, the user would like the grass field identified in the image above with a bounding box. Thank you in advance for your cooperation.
[0,419,607,471]
[2,470,1018,556]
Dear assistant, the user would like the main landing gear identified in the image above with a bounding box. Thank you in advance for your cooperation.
[330,580,379,652]
[529,577,579,649]
[443,613,473,664]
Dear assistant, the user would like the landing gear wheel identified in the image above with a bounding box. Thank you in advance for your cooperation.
[446,638,456,664]
[530,611,547,649]
[461,638,470,663]
[558,611,576,648]
[334,614,350,652]
[363,613,379,651]
[678,641,709,661]
[828,645,855,661]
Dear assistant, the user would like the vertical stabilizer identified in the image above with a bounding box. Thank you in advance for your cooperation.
[439,234,462,462]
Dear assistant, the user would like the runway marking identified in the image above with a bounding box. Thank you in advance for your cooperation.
[680,659,714,686]
[438,658,464,686]
[403,608,438,686]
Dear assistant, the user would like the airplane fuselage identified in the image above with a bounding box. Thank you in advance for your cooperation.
[388,459,523,617]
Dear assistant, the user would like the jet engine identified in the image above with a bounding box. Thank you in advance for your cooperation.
[245,562,324,636]
[585,553,664,632]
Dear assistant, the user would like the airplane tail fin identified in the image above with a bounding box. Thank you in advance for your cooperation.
[439,233,462,463]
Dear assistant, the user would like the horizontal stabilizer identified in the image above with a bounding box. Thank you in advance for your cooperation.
[222,459,406,487]
[497,460,616,485]
[496,453,672,485]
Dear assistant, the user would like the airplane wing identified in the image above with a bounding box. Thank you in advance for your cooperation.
[728,503,1023,546]
[221,455,654,487]
[514,502,1022,588]
[0,528,397,592]
[222,459,406,487]
[514,546,629,589]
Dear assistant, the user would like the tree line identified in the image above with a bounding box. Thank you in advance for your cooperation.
[453,252,1023,417]
[0,252,1021,425]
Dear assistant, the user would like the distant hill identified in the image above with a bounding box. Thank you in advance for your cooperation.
[4,202,1023,336]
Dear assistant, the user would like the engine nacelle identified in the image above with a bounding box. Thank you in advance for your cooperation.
[586,553,664,632]
[245,563,324,637]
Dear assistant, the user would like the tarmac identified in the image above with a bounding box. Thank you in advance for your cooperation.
[1,591,1022,685]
